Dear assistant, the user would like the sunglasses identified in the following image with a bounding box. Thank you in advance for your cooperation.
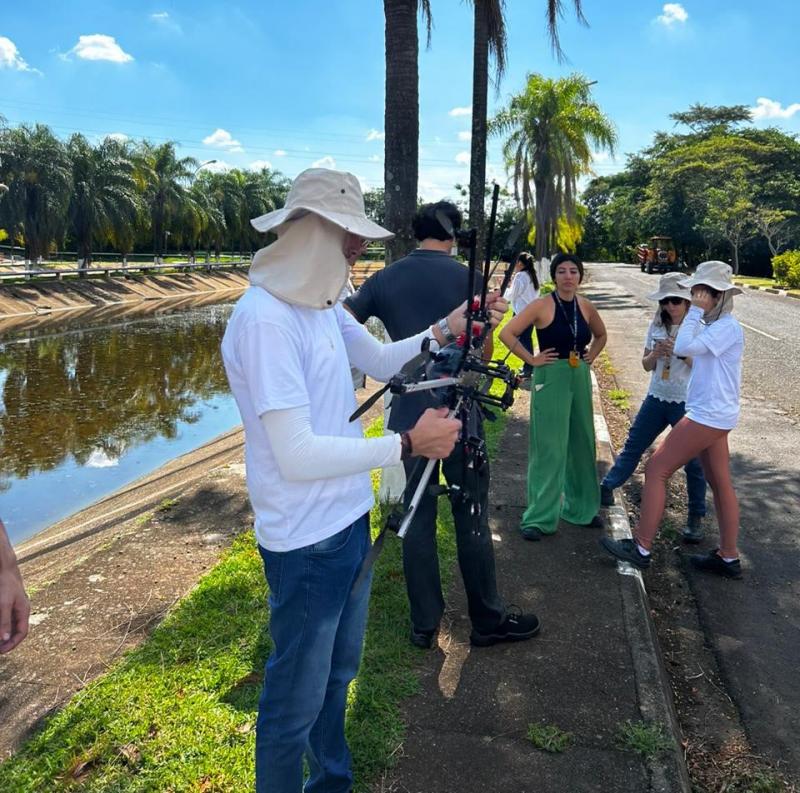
[659,297,685,306]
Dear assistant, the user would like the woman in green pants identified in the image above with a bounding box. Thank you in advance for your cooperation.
[499,253,608,539]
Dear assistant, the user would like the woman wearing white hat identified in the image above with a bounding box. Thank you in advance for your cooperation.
[600,273,707,542]
[601,261,744,578]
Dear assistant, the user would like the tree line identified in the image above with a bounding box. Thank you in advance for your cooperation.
[579,104,800,276]
[0,122,291,266]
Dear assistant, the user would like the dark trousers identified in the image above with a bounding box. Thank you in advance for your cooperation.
[402,439,505,634]
[514,315,534,376]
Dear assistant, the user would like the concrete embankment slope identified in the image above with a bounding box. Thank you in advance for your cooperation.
[0,270,250,326]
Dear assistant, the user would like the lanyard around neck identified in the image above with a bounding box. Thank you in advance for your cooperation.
[554,292,578,350]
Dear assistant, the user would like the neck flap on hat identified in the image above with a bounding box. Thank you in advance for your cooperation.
[704,289,735,323]
[248,214,348,310]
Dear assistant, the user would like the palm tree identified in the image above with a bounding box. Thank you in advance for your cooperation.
[490,73,616,259]
[468,1,587,246]
[0,123,71,262]
[383,0,431,263]
[137,141,198,260]
[219,168,287,257]
[67,134,139,269]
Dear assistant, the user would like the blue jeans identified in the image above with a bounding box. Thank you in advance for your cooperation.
[256,514,372,793]
[602,395,707,517]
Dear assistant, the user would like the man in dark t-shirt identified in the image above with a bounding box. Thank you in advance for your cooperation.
[345,201,540,649]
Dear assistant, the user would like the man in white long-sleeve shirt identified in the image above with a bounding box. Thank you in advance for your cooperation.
[221,168,507,793]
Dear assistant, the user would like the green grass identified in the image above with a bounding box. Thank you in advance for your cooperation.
[0,318,516,792]
[598,350,615,377]
[608,388,631,411]
[155,498,179,513]
[615,720,673,759]
[526,723,574,753]
[732,276,777,288]
[733,274,800,295]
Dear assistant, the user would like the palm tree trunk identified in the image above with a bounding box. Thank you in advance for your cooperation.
[384,0,419,264]
[533,176,549,260]
[469,0,490,249]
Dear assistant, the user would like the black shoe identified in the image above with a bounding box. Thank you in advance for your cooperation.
[599,536,651,570]
[470,606,541,647]
[582,514,604,529]
[682,514,705,544]
[410,627,436,649]
[600,484,615,507]
[520,525,544,541]
[689,549,742,579]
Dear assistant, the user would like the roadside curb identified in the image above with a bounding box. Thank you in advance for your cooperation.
[591,371,692,793]
[733,281,800,300]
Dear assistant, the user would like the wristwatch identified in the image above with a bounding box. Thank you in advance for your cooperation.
[437,316,456,344]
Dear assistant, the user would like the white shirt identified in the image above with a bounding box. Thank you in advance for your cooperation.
[505,271,540,316]
[221,287,432,552]
[644,321,692,404]
[674,306,744,430]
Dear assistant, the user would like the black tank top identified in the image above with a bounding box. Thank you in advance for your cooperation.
[537,293,592,359]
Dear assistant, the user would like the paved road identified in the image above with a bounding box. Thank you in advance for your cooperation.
[586,263,800,780]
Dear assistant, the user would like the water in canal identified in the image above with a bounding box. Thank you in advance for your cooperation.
[0,298,242,546]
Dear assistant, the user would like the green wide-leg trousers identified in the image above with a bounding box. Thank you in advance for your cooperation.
[521,359,600,534]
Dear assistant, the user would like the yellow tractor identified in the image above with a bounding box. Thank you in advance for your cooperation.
[640,236,678,274]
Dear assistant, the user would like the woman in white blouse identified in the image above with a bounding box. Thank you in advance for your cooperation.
[601,262,744,579]
[504,252,540,380]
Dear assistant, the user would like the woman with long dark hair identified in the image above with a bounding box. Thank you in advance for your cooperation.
[504,252,540,380]
[500,253,607,539]
[600,273,708,542]
[601,261,745,578]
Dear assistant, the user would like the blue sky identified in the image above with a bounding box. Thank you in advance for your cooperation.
[2,0,799,200]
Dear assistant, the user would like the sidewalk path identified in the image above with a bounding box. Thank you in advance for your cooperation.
[373,379,689,792]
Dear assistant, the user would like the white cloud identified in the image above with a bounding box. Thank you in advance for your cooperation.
[449,106,472,118]
[203,128,244,152]
[366,129,385,142]
[86,448,119,468]
[591,150,611,163]
[106,132,129,142]
[0,36,37,72]
[312,155,337,169]
[249,160,273,171]
[457,131,472,141]
[750,97,800,120]
[150,11,183,33]
[69,34,134,63]
[455,151,470,165]
[369,154,381,162]
[274,149,287,156]
[656,3,688,26]
[205,160,231,173]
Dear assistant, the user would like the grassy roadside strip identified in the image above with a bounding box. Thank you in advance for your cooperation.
[0,317,522,792]
[732,274,800,296]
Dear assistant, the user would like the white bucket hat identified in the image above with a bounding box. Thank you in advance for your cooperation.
[250,168,393,240]
[678,261,743,296]
[647,272,691,302]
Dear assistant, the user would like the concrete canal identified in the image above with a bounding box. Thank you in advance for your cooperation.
[0,297,242,545]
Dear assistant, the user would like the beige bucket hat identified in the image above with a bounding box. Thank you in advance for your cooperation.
[678,261,743,296]
[250,168,393,240]
[647,272,691,302]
